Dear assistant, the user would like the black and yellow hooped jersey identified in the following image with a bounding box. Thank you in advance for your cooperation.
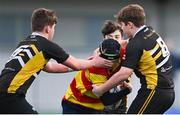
[0,35,69,94]
[122,26,174,89]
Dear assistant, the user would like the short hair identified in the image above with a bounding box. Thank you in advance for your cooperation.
[116,4,146,27]
[31,8,57,32]
[101,20,123,38]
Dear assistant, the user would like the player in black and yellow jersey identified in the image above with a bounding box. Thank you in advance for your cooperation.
[92,4,175,114]
[0,8,112,114]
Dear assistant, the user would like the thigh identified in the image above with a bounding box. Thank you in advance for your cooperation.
[127,89,155,114]
[13,96,38,114]
[128,88,175,114]
[0,95,38,114]
[144,89,175,114]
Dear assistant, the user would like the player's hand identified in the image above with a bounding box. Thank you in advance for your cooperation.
[120,81,132,92]
[92,84,104,97]
[92,54,113,68]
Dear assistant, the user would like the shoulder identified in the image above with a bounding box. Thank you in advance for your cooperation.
[89,67,109,76]
[126,38,141,51]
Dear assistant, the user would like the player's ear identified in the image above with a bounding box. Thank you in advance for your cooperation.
[104,35,108,39]
[127,21,135,29]
[44,25,50,34]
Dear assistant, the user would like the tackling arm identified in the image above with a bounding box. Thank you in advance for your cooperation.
[62,55,113,71]
[92,66,133,97]
[43,61,73,73]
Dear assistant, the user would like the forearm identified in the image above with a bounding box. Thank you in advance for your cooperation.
[97,67,132,94]
[73,59,94,70]
[99,73,126,93]
[63,55,112,71]
[43,62,73,73]
[63,57,94,71]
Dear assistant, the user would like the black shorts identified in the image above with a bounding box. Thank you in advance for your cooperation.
[127,88,175,114]
[62,99,101,114]
[0,93,38,114]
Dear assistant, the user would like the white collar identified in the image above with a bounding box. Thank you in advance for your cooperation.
[133,25,146,38]
[31,32,47,39]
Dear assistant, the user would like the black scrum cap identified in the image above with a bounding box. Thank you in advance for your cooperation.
[99,39,121,60]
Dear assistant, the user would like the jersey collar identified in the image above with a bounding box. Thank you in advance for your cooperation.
[133,25,146,38]
[31,32,47,39]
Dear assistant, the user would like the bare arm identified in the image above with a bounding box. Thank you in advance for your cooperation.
[92,66,133,97]
[43,61,73,73]
[62,55,113,71]
[43,54,113,73]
